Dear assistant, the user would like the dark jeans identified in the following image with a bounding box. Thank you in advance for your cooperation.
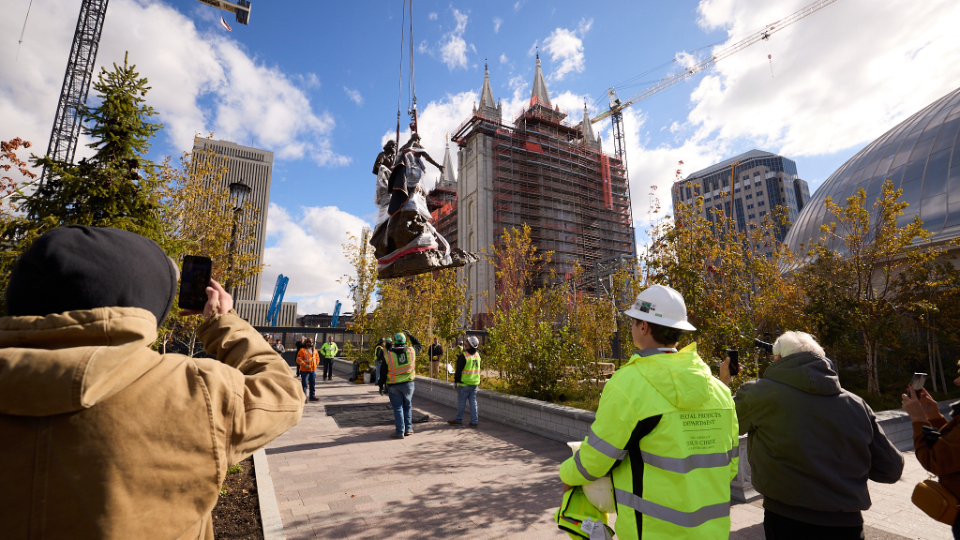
[386,381,415,435]
[321,358,333,380]
[954,514,960,540]
[300,370,316,399]
[764,510,863,540]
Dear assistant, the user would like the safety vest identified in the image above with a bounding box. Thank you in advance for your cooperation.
[461,351,481,386]
[297,348,319,372]
[375,345,384,362]
[320,342,338,359]
[385,347,416,384]
[559,343,738,540]
[555,486,614,540]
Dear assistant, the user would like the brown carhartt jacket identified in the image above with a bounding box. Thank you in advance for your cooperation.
[913,414,960,498]
[0,307,304,539]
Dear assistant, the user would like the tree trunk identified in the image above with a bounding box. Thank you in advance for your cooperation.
[936,332,948,392]
[863,332,880,395]
[928,327,939,392]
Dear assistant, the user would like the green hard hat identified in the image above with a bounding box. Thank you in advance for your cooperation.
[394,332,406,345]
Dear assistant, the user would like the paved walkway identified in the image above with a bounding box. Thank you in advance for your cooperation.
[264,374,952,540]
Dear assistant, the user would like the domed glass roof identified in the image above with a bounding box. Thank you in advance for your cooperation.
[784,87,960,253]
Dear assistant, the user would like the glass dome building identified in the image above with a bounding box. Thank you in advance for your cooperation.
[784,87,960,253]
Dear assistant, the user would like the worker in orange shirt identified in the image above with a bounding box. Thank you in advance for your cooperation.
[297,338,320,402]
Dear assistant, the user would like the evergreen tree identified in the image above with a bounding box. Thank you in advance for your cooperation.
[0,52,170,315]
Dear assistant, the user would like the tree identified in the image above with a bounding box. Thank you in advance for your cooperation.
[0,53,170,316]
[154,140,263,354]
[811,180,941,395]
[0,138,38,214]
[340,230,378,355]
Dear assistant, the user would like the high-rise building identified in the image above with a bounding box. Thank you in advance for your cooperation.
[671,149,810,248]
[450,59,636,326]
[192,138,295,325]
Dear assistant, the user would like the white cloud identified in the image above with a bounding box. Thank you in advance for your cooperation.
[381,91,478,192]
[261,204,370,315]
[493,17,503,33]
[440,9,470,70]
[500,53,509,64]
[0,0,349,169]
[344,87,364,106]
[618,0,960,228]
[542,18,592,82]
[514,2,522,12]
[429,12,438,20]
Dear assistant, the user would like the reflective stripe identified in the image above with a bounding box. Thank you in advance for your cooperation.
[614,489,729,528]
[574,451,600,481]
[640,447,737,474]
[462,370,481,374]
[587,428,627,461]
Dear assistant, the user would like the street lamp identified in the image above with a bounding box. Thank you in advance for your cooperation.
[227,180,252,298]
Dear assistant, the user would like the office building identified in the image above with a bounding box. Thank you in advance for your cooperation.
[672,150,810,248]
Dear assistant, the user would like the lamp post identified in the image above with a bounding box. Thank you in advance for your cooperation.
[227,180,252,299]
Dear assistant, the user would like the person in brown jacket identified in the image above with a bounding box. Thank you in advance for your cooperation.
[0,226,304,540]
[903,375,960,539]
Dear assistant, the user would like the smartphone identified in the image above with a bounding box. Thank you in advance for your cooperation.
[911,372,928,392]
[179,255,213,311]
[727,349,740,377]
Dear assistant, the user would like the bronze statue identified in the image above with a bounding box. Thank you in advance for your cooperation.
[370,133,476,279]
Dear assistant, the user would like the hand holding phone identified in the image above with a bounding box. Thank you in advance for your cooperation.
[178,256,213,311]
[726,349,740,377]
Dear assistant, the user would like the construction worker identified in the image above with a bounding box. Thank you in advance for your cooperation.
[378,330,422,439]
[428,337,443,378]
[319,336,338,381]
[297,338,320,402]
[559,285,739,540]
[448,335,481,428]
[373,337,386,385]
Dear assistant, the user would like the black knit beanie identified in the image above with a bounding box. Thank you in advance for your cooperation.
[6,226,178,326]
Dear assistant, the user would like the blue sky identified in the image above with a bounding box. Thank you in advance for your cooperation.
[3,0,960,313]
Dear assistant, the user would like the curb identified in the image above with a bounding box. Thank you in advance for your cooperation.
[253,448,285,540]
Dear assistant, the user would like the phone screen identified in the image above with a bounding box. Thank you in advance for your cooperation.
[179,255,213,311]
[727,349,740,376]
[911,372,928,391]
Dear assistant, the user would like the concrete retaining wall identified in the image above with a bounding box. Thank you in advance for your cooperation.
[331,358,941,502]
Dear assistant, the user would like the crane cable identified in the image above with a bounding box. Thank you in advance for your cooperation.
[408,0,417,132]
[396,0,406,147]
[16,0,35,61]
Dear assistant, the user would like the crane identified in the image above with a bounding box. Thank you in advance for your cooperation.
[330,301,342,329]
[591,0,844,167]
[38,0,252,187]
[266,274,289,326]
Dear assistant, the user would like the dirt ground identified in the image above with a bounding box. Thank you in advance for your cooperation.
[212,456,264,540]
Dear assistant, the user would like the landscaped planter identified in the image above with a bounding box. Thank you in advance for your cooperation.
[331,358,933,503]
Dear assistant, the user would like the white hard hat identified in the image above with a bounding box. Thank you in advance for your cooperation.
[623,284,696,332]
[466,336,479,348]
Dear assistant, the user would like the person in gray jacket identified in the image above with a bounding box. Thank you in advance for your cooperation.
[720,331,903,540]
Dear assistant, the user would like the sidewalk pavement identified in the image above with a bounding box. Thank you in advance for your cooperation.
[264,374,952,540]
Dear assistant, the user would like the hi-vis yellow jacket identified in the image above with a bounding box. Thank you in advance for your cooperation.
[559,343,739,540]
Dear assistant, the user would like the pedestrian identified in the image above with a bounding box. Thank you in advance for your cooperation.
[294,336,304,378]
[903,378,960,537]
[297,338,320,402]
[560,285,739,540]
[273,339,285,353]
[0,226,303,539]
[378,330,422,439]
[374,337,387,385]
[428,336,444,378]
[448,335,481,428]
[320,335,338,381]
[721,331,903,540]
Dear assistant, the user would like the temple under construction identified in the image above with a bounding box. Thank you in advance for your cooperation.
[429,56,636,326]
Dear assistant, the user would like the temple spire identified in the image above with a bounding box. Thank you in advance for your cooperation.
[581,102,599,149]
[530,53,552,108]
[439,135,457,184]
[480,59,496,110]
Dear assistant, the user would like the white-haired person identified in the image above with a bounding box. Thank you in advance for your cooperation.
[720,331,903,540]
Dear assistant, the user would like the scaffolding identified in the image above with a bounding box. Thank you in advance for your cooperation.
[452,101,635,292]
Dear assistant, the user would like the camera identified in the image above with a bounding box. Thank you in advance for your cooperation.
[753,338,773,353]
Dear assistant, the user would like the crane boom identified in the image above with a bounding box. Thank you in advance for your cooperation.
[592,0,842,124]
